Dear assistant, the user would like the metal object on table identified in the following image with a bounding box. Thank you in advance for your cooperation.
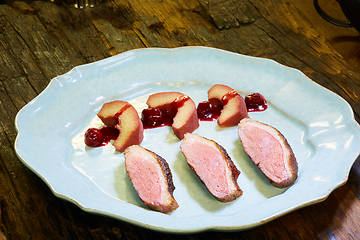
[313,0,360,33]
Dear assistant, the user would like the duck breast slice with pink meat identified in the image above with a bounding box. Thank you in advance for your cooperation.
[180,133,242,202]
[124,145,178,213]
[238,118,298,188]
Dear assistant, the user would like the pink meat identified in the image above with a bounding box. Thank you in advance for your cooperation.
[238,118,298,188]
[124,145,178,213]
[180,133,242,202]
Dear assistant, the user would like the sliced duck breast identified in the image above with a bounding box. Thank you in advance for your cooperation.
[180,133,242,202]
[124,145,178,213]
[238,118,298,188]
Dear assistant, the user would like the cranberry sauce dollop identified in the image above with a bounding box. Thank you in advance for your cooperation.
[197,98,223,121]
[84,127,119,147]
[141,95,190,129]
[245,93,268,112]
[197,90,242,121]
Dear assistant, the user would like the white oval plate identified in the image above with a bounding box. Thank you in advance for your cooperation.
[15,47,360,233]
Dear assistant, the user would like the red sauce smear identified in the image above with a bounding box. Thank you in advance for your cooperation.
[85,105,130,148]
[84,92,268,148]
[245,93,268,112]
[221,90,239,105]
[84,127,119,148]
[114,104,131,119]
[197,90,239,121]
[173,95,190,108]
[141,95,190,129]
[197,98,223,121]
[197,91,268,120]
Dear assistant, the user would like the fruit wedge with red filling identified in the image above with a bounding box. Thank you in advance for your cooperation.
[208,84,248,127]
[97,100,144,152]
[146,92,199,139]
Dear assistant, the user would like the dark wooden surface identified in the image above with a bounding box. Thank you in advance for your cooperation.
[1,0,360,239]
[293,0,360,70]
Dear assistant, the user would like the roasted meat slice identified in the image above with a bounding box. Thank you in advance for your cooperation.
[238,118,298,188]
[180,133,242,202]
[124,145,178,213]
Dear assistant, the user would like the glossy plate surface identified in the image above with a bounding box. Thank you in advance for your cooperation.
[15,47,360,233]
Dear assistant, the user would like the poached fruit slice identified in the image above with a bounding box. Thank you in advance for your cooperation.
[238,118,298,188]
[145,92,199,140]
[97,100,128,127]
[97,100,144,152]
[208,84,248,127]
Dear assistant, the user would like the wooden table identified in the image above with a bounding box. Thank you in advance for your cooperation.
[1,0,360,239]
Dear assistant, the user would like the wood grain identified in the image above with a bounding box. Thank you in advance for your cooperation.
[0,0,359,239]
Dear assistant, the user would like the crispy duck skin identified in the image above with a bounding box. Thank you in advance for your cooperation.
[124,145,178,213]
[238,118,298,188]
[180,133,242,202]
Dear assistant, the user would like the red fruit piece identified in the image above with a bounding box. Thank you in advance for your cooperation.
[84,128,104,147]
[100,127,119,143]
[208,84,248,127]
[141,107,165,128]
[97,100,144,152]
[197,101,213,120]
[209,98,223,115]
[245,93,268,112]
[84,127,119,148]
[97,101,129,127]
[146,92,199,140]
[197,98,223,120]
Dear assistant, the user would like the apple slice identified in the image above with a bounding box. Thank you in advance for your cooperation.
[113,105,144,152]
[208,84,248,127]
[97,100,144,152]
[146,92,199,140]
[97,100,128,127]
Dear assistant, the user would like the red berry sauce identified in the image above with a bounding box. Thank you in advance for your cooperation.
[245,93,268,112]
[141,107,168,128]
[197,98,223,121]
[141,95,190,129]
[114,104,131,119]
[197,90,240,121]
[222,90,239,105]
[173,95,190,109]
[84,127,119,148]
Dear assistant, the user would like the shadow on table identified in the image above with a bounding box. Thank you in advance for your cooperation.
[332,35,360,43]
